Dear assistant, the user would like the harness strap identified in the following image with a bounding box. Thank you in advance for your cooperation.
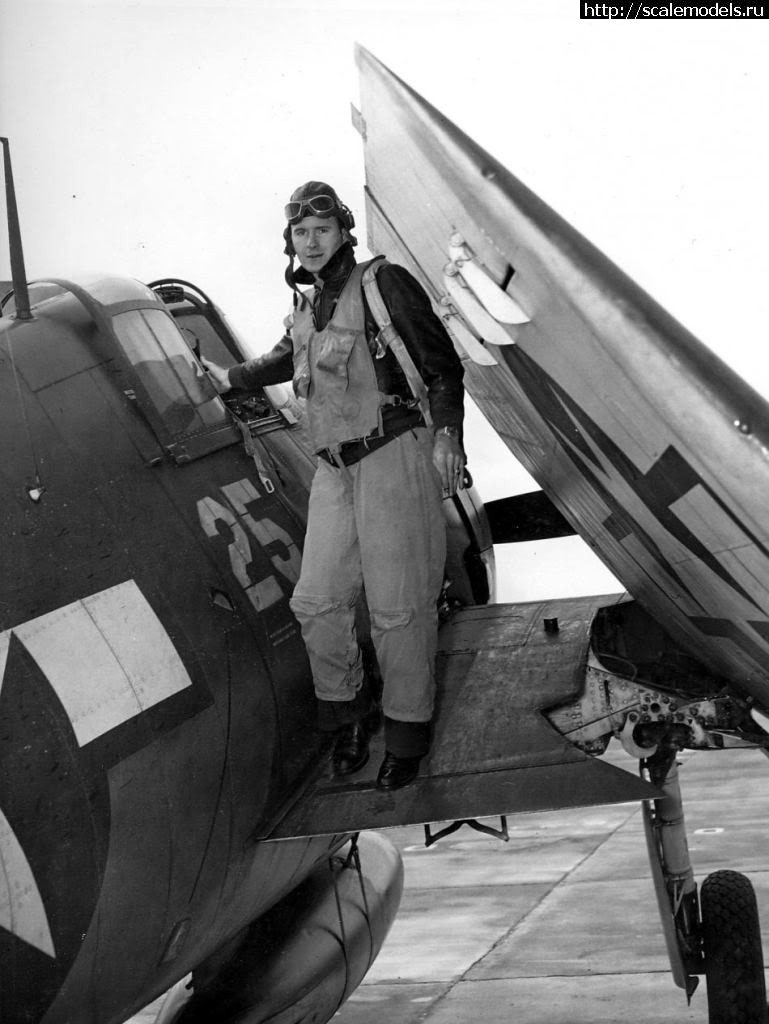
[234,417,276,493]
[361,257,434,429]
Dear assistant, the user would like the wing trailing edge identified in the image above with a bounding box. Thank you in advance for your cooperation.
[485,490,577,544]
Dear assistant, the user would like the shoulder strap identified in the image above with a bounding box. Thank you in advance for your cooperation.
[361,257,433,429]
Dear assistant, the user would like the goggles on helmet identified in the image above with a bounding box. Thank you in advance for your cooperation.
[284,194,340,222]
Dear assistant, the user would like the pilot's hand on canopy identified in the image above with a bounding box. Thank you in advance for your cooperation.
[433,429,466,498]
[200,357,232,394]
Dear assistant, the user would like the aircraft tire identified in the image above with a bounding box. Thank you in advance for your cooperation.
[701,869,768,1024]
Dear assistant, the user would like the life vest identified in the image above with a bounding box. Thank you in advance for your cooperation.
[290,260,390,453]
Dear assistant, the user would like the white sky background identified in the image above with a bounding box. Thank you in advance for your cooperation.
[1,0,768,600]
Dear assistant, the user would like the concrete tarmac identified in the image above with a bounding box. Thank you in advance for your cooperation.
[133,745,769,1024]
[333,745,769,1024]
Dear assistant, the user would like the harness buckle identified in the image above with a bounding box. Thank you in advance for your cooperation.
[387,394,419,409]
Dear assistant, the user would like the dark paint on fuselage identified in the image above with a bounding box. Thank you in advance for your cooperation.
[0,283,339,1022]
[0,274,492,1023]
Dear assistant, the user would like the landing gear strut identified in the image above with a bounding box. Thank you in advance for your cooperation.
[643,739,768,1023]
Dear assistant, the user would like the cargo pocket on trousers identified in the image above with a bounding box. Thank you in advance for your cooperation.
[369,608,414,637]
[289,593,362,683]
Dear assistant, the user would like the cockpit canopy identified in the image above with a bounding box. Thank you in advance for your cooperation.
[2,275,241,463]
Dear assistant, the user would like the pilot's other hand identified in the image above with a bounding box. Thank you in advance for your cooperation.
[433,428,466,498]
[200,357,232,394]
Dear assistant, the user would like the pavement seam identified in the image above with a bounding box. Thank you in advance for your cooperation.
[413,801,645,1019]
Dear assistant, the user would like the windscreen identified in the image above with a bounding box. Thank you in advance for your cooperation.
[112,307,230,438]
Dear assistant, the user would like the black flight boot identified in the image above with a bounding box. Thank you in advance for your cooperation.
[332,721,370,776]
[375,751,422,791]
[375,718,430,791]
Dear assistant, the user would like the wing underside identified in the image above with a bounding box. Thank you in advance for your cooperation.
[353,46,769,705]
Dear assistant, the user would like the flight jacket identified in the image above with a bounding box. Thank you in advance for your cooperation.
[228,243,465,440]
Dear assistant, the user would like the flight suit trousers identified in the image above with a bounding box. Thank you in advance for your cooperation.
[289,427,446,729]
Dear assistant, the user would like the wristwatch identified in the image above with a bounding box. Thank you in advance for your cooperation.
[436,426,459,440]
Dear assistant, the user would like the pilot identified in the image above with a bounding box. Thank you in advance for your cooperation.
[203,181,465,790]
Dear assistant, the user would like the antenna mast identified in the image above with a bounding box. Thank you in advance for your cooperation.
[1,138,32,320]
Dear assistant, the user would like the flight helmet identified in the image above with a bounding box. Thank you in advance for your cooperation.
[282,181,356,255]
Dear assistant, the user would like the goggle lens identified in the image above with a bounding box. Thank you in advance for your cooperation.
[284,194,339,221]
